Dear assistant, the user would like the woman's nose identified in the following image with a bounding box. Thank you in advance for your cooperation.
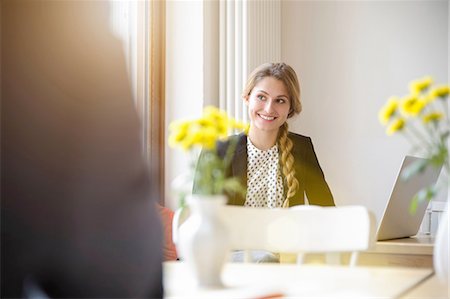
[264,99,275,112]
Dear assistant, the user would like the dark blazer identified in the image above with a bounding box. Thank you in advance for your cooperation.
[195,132,334,207]
[1,2,162,298]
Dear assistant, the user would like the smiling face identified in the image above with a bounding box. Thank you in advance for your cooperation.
[245,76,291,137]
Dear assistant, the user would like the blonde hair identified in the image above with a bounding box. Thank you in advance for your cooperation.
[243,62,302,207]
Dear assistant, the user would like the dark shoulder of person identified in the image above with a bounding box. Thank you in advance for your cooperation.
[216,133,246,158]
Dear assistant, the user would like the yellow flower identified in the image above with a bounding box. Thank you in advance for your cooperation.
[203,105,223,118]
[196,117,215,129]
[421,92,437,104]
[169,119,190,135]
[386,118,405,135]
[202,126,219,149]
[179,136,191,151]
[203,106,228,125]
[228,118,248,133]
[430,85,450,99]
[378,96,399,125]
[215,118,229,137]
[190,129,204,145]
[400,95,426,116]
[201,106,232,137]
[168,106,249,151]
[422,112,443,124]
[168,120,190,148]
[409,76,433,95]
[243,123,250,135]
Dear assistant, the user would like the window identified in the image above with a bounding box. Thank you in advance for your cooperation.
[109,0,166,202]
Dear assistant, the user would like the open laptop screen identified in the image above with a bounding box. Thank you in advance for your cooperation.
[376,156,443,241]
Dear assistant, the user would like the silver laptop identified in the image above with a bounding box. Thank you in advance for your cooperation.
[376,156,443,241]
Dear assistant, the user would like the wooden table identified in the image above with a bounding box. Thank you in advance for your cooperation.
[163,261,433,298]
[400,274,449,298]
[279,235,434,267]
[358,235,434,268]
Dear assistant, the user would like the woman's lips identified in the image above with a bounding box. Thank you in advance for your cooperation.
[258,114,276,121]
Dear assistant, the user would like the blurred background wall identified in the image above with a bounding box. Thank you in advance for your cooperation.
[281,0,448,224]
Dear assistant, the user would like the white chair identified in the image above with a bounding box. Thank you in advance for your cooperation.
[173,205,376,266]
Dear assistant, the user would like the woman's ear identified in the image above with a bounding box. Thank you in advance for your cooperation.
[288,108,294,118]
[243,95,249,105]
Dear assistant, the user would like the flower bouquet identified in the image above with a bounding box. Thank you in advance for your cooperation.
[169,106,248,203]
[378,76,449,212]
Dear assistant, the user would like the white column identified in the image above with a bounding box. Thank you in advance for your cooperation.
[225,0,235,117]
[218,0,281,124]
[246,0,281,72]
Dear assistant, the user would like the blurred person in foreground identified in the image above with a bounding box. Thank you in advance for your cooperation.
[1,1,163,298]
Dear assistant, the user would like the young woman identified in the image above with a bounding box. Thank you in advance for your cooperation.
[195,62,334,208]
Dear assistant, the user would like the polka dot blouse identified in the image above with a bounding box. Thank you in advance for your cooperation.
[244,138,284,208]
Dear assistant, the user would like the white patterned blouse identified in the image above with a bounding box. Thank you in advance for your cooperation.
[244,138,284,208]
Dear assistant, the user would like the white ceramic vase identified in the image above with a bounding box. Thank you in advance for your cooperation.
[433,203,449,282]
[178,194,230,288]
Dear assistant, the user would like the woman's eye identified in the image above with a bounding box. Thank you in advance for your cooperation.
[277,98,286,104]
[257,95,266,101]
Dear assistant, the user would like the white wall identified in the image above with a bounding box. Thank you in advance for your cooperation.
[281,0,448,222]
[165,0,205,210]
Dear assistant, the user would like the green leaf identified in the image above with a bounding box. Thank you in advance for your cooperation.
[401,159,428,181]
[409,195,419,215]
[409,186,437,215]
[222,177,246,197]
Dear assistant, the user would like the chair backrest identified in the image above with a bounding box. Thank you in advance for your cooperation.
[173,205,376,266]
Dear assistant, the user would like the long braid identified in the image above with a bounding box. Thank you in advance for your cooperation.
[278,122,299,208]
